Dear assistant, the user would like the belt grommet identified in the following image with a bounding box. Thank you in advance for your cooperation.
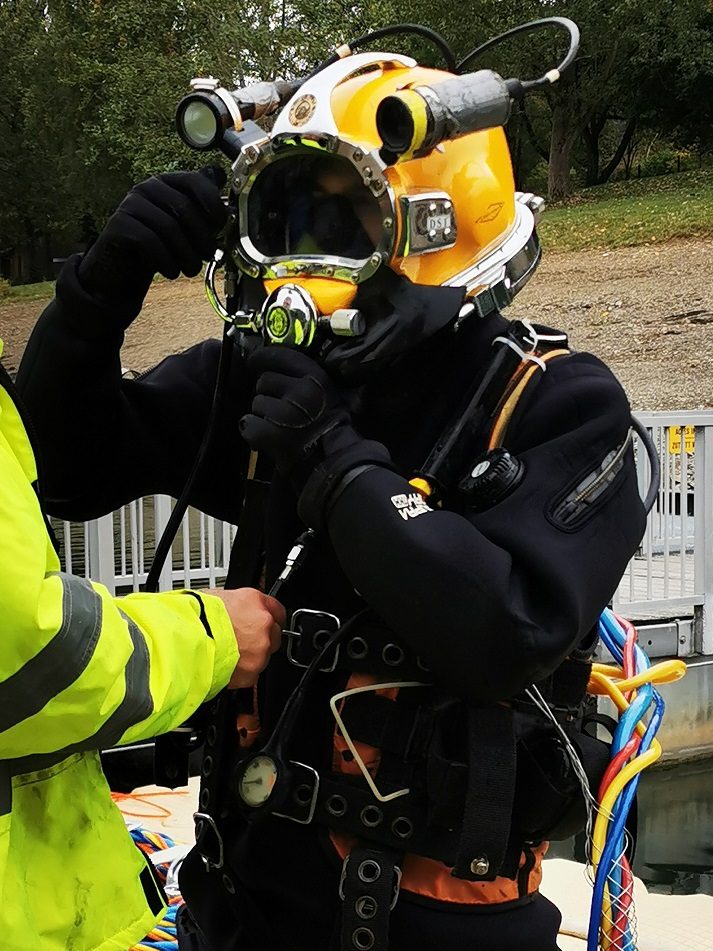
[382,642,405,666]
[355,895,378,920]
[360,805,383,828]
[346,636,369,660]
[313,628,332,650]
[206,725,217,746]
[326,794,348,817]
[391,816,413,840]
[202,755,213,777]
[358,859,381,883]
[352,926,375,950]
[293,783,313,806]
[199,788,210,809]
[470,856,490,876]
[222,873,236,894]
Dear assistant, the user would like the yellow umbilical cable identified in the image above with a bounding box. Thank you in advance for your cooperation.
[589,660,686,694]
[586,656,686,947]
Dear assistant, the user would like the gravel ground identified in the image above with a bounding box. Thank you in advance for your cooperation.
[2,237,712,411]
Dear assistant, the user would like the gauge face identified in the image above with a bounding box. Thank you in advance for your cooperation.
[238,755,279,807]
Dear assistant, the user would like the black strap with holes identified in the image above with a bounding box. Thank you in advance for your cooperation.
[340,846,402,951]
[194,470,269,873]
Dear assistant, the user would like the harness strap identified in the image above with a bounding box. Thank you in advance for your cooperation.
[453,705,517,881]
[488,347,570,450]
[339,846,402,951]
[195,459,269,875]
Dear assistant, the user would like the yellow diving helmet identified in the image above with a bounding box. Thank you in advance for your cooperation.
[176,19,578,360]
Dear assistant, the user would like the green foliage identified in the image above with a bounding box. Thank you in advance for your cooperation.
[0,0,326,275]
[639,148,679,179]
[539,170,713,250]
[1,0,713,280]
[0,278,12,298]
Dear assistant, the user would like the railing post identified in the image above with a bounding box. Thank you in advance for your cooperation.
[88,514,116,596]
[694,426,713,654]
[153,495,174,592]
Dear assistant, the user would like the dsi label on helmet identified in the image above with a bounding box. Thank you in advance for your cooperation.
[399,193,457,257]
[391,492,432,520]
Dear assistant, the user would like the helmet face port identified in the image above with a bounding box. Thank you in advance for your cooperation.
[246,153,383,263]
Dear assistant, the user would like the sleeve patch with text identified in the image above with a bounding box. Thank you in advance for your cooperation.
[391,492,432,520]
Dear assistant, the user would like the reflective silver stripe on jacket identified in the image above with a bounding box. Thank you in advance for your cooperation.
[6,611,154,777]
[0,573,102,733]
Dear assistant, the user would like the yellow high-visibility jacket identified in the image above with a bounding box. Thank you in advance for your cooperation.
[0,359,238,951]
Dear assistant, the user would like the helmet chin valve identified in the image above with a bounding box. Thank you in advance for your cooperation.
[262,284,364,347]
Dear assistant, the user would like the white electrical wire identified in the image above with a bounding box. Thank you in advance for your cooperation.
[524,685,600,863]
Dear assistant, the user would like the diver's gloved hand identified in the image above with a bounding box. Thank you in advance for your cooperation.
[240,347,392,528]
[56,167,227,336]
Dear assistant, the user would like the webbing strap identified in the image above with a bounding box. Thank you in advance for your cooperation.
[194,463,270,873]
[488,347,570,450]
[453,705,517,881]
[339,846,402,951]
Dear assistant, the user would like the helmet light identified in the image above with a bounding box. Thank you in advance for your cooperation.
[176,78,243,152]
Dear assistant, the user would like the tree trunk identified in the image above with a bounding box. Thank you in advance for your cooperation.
[583,114,606,187]
[519,102,549,163]
[598,117,638,184]
[548,101,576,200]
[511,114,524,189]
[547,75,579,201]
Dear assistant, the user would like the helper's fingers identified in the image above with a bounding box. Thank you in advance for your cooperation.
[269,621,283,654]
[263,594,287,626]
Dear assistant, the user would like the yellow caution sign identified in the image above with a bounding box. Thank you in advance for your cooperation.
[667,425,695,455]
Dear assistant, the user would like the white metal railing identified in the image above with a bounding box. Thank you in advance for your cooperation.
[51,412,713,655]
[51,496,237,595]
[613,411,713,654]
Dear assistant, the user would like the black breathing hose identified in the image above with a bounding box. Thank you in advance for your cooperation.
[144,325,235,593]
[456,16,580,89]
[305,22,456,80]
[631,415,661,515]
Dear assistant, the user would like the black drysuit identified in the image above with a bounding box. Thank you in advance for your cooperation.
[17,288,646,951]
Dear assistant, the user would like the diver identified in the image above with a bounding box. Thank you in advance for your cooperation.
[17,19,647,951]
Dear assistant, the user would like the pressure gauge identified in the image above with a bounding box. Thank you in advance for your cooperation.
[236,754,279,807]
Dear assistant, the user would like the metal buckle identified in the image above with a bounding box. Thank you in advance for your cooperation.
[273,761,320,825]
[193,812,224,871]
[338,854,402,911]
[285,608,341,673]
[390,866,403,909]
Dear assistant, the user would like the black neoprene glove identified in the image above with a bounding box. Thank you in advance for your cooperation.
[239,347,392,528]
[56,167,228,334]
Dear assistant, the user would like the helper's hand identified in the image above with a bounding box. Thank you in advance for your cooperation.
[64,167,228,329]
[207,587,285,689]
[240,347,392,528]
